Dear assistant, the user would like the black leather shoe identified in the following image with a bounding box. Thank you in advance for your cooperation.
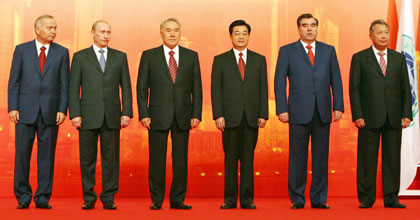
[220,203,237,209]
[291,202,304,209]
[35,203,52,209]
[311,203,330,209]
[359,202,372,208]
[170,202,192,210]
[384,202,406,208]
[103,202,117,210]
[17,202,29,209]
[82,202,95,210]
[150,203,162,210]
[240,203,256,209]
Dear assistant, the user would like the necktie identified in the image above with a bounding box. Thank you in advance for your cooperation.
[39,46,46,75]
[238,52,245,80]
[378,52,387,75]
[306,45,315,66]
[99,49,106,73]
[169,51,178,83]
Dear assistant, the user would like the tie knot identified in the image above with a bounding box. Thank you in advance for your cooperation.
[169,51,175,56]
[99,49,105,54]
[41,46,46,51]
[378,52,385,57]
[306,45,312,50]
[239,52,243,57]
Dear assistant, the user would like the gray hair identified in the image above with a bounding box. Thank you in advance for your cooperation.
[34,14,54,28]
[160,18,181,31]
[369,19,390,33]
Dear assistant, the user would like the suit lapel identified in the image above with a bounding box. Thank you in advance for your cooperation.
[87,46,103,73]
[157,45,173,83]
[42,43,57,77]
[314,41,322,68]
[386,48,394,77]
[176,46,187,84]
[243,50,254,82]
[366,48,385,77]
[228,49,243,81]
[104,48,116,74]
[294,40,313,68]
[27,40,41,76]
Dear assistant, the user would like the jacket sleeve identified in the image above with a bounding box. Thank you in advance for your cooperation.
[8,46,22,112]
[68,52,82,119]
[211,56,223,120]
[401,54,413,120]
[58,48,70,114]
[137,51,150,120]
[349,53,364,121]
[120,53,133,118]
[191,52,203,120]
[330,47,344,112]
[274,47,289,115]
[259,56,269,119]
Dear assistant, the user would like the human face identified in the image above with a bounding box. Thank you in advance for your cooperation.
[298,18,318,44]
[369,24,389,51]
[160,21,181,49]
[230,25,249,51]
[92,22,111,48]
[35,18,57,44]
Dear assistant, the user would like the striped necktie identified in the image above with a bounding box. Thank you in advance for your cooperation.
[169,51,178,83]
[378,52,387,75]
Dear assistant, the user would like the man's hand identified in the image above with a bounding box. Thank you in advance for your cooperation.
[121,116,131,128]
[258,118,266,128]
[354,118,365,128]
[9,110,19,124]
[191,118,200,129]
[402,118,411,128]
[71,117,82,128]
[141,118,151,129]
[278,112,289,123]
[333,111,343,122]
[215,117,225,132]
[56,112,66,125]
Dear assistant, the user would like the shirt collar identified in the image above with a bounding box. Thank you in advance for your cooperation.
[163,44,179,55]
[35,38,50,52]
[92,43,108,54]
[233,47,248,57]
[300,39,316,50]
[372,45,387,55]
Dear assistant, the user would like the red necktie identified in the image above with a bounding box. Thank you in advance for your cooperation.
[39,46,46,75]
[378,52,387,75]
[238,52,245,80]
[306,45,315,66]
[168,51,177,83]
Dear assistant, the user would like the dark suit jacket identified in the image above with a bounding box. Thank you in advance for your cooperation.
[211,49,268,128]
[8,40,69,125]
[69,47,133,130]
[137,45,202,130]
[274,40,344,124]
[349,47,412,129]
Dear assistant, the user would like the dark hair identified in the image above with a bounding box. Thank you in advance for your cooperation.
[297,13,319,27]
[229,20,251,35]
[369,19,390,33]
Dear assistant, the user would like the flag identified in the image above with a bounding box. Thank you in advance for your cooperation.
[396,0,420,194]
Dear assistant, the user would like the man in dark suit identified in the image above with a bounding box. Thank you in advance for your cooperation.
[274,13,344,209]
[211,20,268,210]
[349,19,412,209]
[8,15,69,209]
[69,20,133,210]
[137,18,202,210]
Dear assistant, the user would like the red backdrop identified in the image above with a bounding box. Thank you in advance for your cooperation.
[0,0,419,198]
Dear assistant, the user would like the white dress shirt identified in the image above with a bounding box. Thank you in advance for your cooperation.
[233,48,247,64]
[300,40,316,56]
[92,44,108,62]
[35,38,50,57]
[372,45,388,66]
[163,44,179,66]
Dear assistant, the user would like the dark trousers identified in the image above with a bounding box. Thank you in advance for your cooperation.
[79,120,120,203]
[357,117,402,206]
[148,119,190,204]
[222,114,258,205]
[288,106,330,205]
[14,111,58,204]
